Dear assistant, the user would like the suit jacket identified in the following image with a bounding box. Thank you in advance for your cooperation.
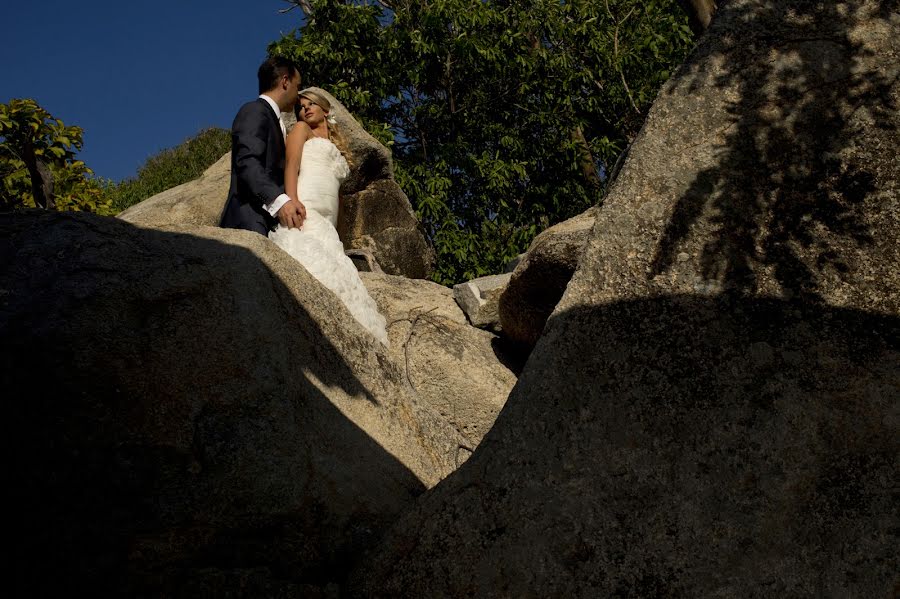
[219,98,286,234]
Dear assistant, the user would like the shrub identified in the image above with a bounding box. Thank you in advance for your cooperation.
[109,127,231,213]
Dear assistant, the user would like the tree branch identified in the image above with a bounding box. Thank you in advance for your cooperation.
[22,138,54,210]
[604,0,640,114]
[280,0,314,16]
[619,69,640,114]
[572,126,602,189]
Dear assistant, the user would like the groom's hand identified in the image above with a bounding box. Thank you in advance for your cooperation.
[277,198,306,228]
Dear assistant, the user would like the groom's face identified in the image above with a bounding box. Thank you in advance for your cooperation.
[275,67,301,112]
[286,68,301,101]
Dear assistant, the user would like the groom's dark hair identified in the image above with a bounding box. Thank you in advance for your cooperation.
[258,56,300,94]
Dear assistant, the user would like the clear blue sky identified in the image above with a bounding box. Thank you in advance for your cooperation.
[1,1,305,182]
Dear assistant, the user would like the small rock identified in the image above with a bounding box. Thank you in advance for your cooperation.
[453,273,512,331]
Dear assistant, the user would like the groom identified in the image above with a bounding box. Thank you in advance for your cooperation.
[220,56,306,234]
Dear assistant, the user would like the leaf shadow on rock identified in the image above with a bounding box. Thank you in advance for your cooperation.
[650,0,897,300]
[1,212,426,595]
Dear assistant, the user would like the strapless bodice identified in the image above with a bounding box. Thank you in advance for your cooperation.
[298,137,350,225]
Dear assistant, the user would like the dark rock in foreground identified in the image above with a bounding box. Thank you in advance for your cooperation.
[1,212,460,595]
[355,296,899,596]
[352,0,899,595]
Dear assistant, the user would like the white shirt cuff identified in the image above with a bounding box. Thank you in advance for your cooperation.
[265,193,291,217]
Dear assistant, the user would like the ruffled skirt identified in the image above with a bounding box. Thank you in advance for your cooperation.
[269,211,389,346]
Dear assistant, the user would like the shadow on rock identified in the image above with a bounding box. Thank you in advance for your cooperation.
[351,2,900,594]
[1,212,430,595]
[353,294,899,596]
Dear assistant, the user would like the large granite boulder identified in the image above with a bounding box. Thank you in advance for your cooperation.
[2,211,461,596]
[117,151,231,229]
[340,179,435,280]
[121,88,434,279]
[362,273,517,449]
[498,207,597,347]
[353,1,899,595]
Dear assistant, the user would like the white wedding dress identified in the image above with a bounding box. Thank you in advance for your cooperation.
[269,137,389,345]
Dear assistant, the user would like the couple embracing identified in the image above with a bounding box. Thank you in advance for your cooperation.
[220,56,388,345]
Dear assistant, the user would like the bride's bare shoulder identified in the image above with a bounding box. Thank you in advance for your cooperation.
[288,121,313,143]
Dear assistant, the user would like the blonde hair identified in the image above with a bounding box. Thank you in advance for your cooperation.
[298,88,354,169]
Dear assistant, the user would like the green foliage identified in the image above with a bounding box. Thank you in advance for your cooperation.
[1,101,231,217]
[0,98,114,215]
[108,127,231,213]
[272,0,694,284]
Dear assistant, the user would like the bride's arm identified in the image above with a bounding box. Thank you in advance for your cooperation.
[285,122,312,201]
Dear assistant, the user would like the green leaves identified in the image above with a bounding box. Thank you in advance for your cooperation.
[0,98,113,214]
[107,127,232,213]
[273,0,694,284]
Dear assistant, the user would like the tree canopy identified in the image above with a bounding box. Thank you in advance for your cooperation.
[272,0,694,284]
[0,98,112,214]
[0,97,231,217]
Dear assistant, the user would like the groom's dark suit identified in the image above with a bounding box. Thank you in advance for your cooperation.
[219,98,286,235]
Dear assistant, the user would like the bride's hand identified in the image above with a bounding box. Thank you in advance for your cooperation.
[297,199,307,225]
[277,198,305,229]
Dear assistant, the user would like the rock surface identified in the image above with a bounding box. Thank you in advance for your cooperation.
[340,179,435,280]
[453,272,511,332]
[498,206,597,347]
[353,1,900,596]
[2,211,461,595]
[345,247,384,273]
[118,152,231,229]
[362,273,517,449]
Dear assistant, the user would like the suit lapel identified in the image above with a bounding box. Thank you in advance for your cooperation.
[258,98,286,152]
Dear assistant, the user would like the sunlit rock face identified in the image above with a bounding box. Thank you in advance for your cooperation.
[454,272,511,332]
[117,151,232,229]
[363,272,518,449]
[352,1,899,596]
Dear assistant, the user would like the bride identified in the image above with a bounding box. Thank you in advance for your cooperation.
[269,88,389,346]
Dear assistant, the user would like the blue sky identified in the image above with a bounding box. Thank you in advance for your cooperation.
[1,1,305,182]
